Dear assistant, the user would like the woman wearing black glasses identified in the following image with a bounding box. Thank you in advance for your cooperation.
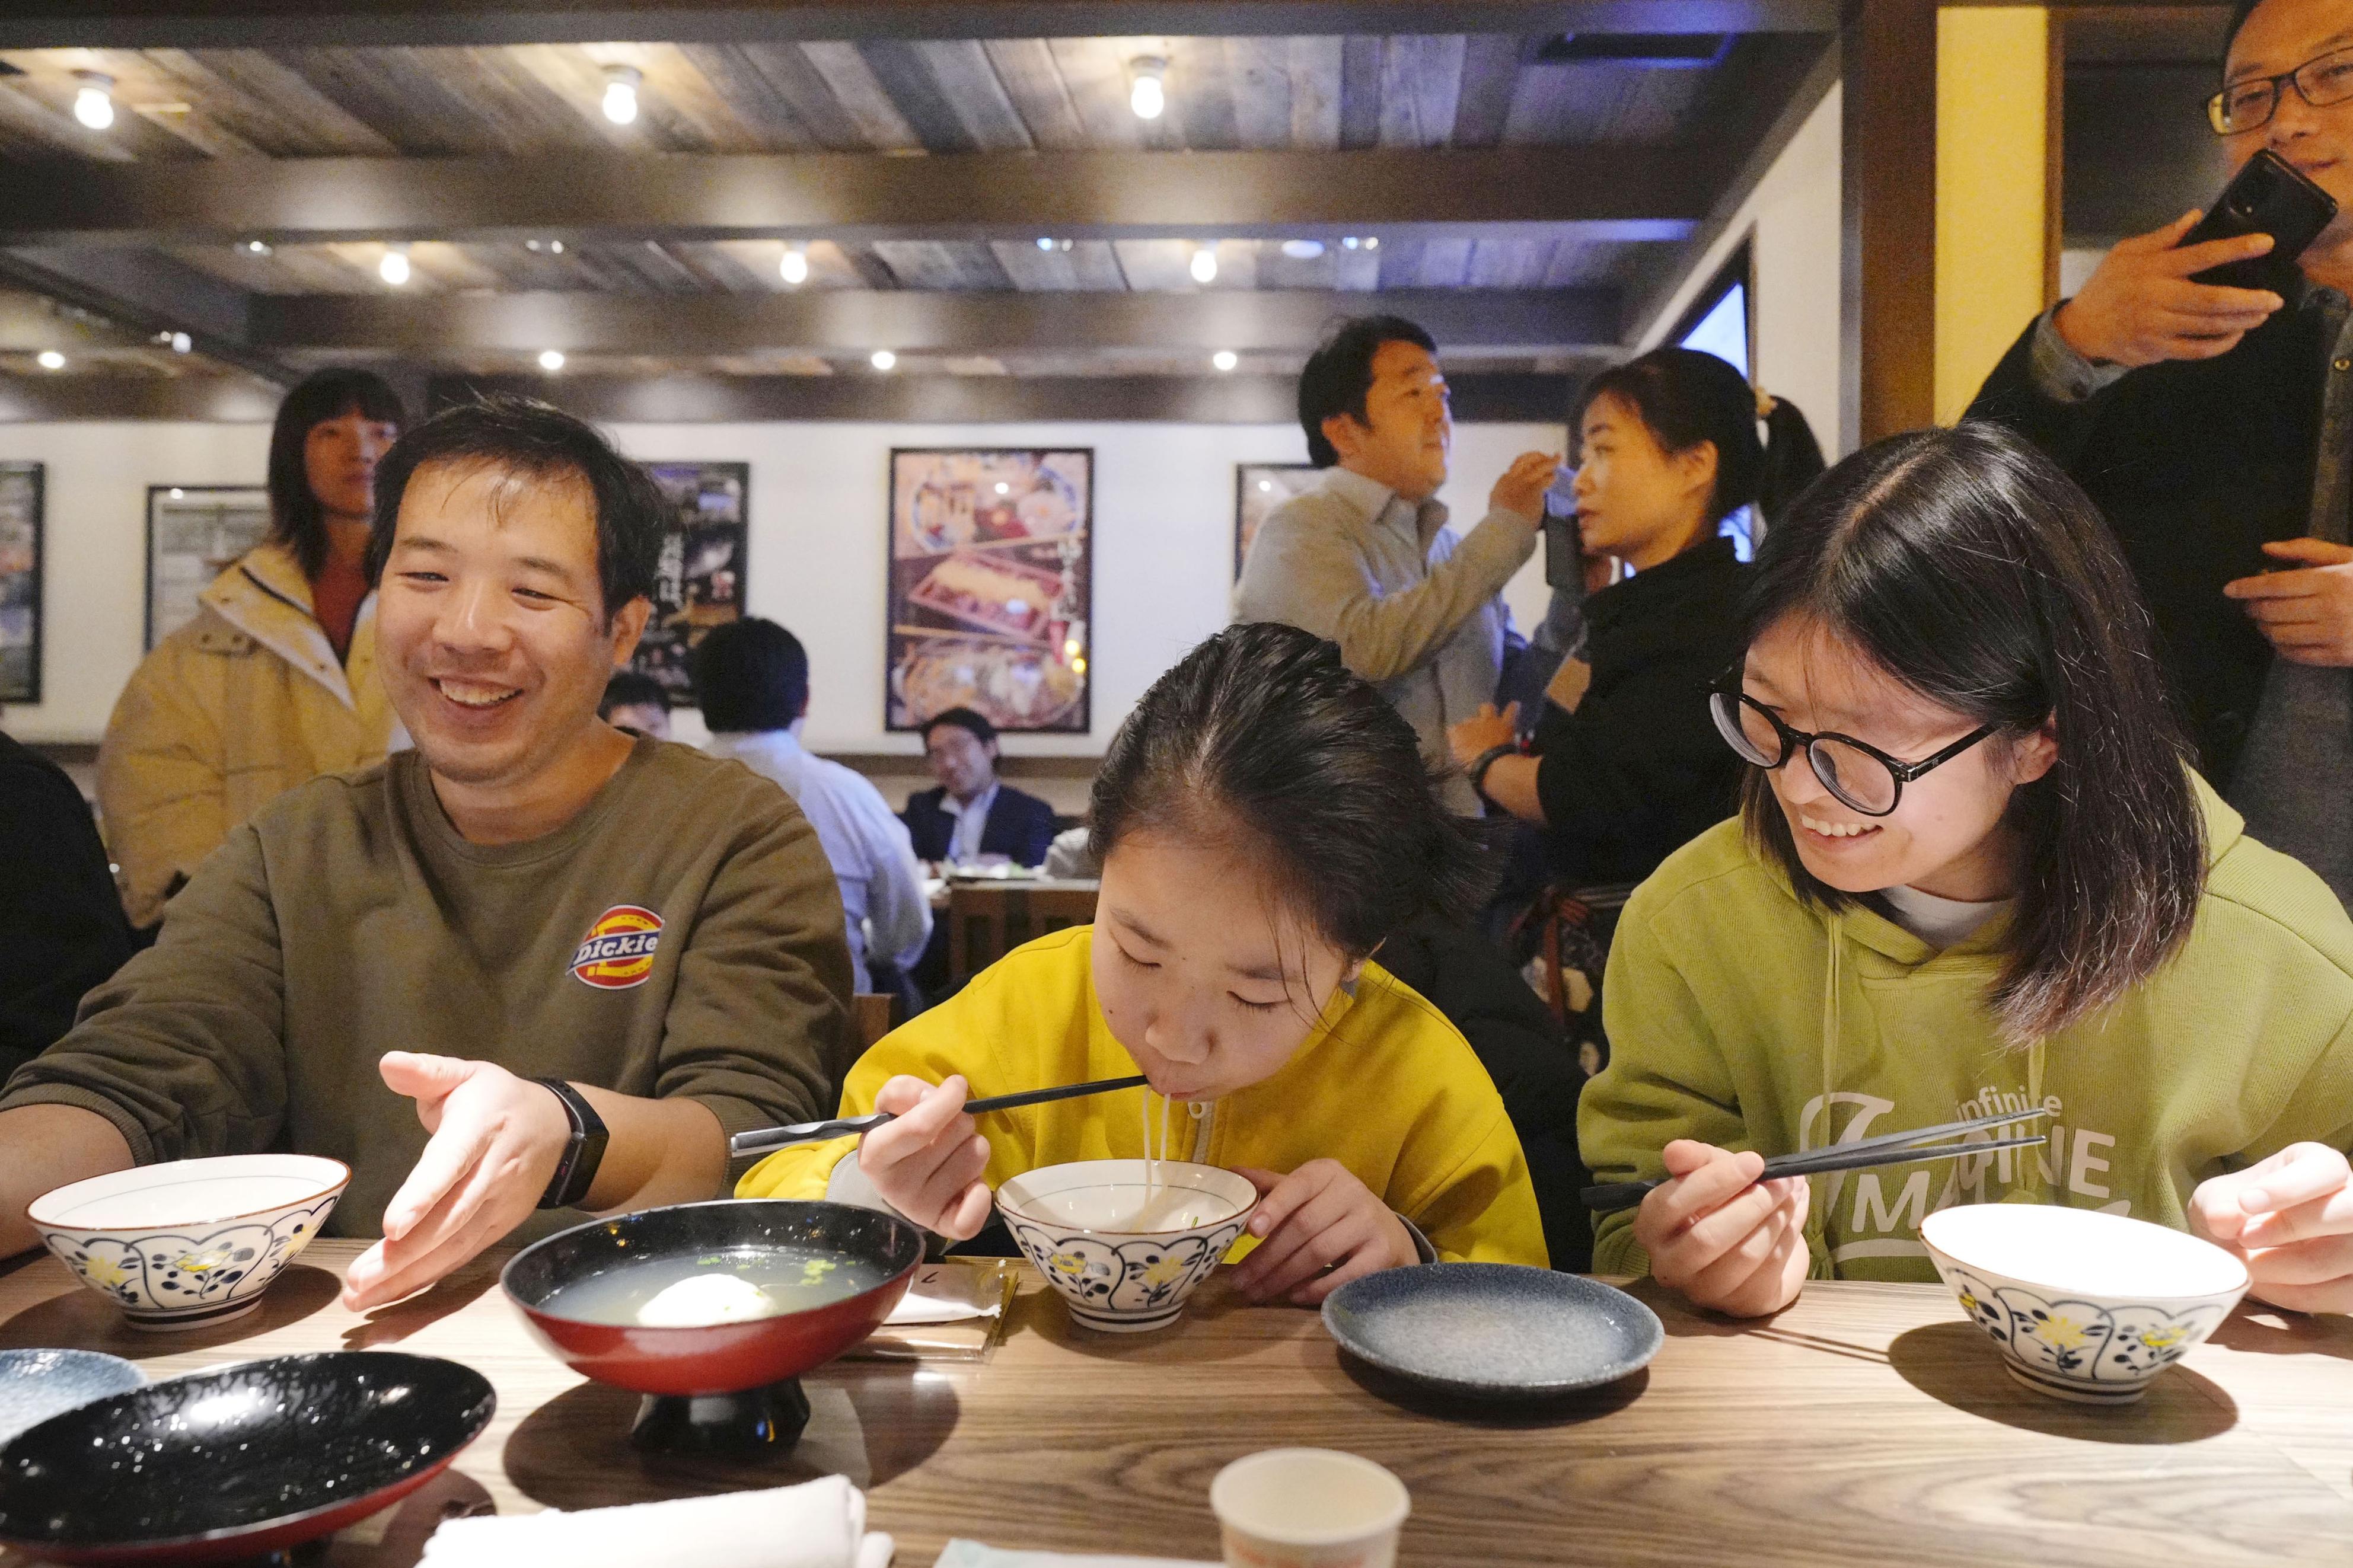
[1581,424,2353,1320]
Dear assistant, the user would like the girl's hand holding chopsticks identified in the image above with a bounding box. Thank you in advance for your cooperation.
[1632,1141,1812,1320]
[859,1075,995,1240]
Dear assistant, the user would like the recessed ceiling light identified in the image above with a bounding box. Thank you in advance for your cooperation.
[871,349,897,372]
[1281,239,1327,260]
[1363,236,1380,251]
[169,331,192,354]
[602,64,641,126]
[245,239,273,256]
[780,246,808,286]
[72,72,114,131]
[538,349,566,372]
[1035,237,1056,252]
[36,350,64,371]
[1212,350,1238,372]
[1130,57,1166,120]
[1190,245,1218,285]
[378,245,412,286]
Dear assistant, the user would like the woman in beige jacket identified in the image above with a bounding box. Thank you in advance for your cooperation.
[98,370,407,930]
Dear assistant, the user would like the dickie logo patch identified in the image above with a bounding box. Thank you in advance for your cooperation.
[569,905,663,990]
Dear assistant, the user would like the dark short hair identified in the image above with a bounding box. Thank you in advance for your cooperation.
[1577,347,1826,529]
[365,394,665,624]
[1297,315,1439,468]
[922,707,998,749]
[2222,0,2264,64]
[691,617,809,733]
[599,670,669,717]
[1090,622,1495,960]
[267,369,405,580]
[1735,423,2204,1043]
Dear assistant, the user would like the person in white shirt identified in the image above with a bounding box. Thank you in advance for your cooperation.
[694,618,930,994]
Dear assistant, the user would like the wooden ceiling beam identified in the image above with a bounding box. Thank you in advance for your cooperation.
[0,247,295,385]
[0,1,1835,50]
[251,286,1624,356]
[0,148,1707,247]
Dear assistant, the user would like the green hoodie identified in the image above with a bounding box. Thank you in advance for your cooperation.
[1583,778,2353,1282]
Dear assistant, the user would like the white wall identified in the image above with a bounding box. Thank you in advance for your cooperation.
[0,416,1563,752]
[1638,82,1845,457]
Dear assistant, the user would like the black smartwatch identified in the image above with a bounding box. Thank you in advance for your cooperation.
[534,1078,610,1210]
[1467,743,1520,804]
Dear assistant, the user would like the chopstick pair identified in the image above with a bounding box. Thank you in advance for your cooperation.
[728,1074,1149,1157]
[1579,1106,2051,1212]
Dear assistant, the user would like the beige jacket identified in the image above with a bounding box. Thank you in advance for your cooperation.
[97,543,404,928]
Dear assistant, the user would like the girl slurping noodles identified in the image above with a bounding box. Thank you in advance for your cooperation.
[738,622,1548,1301]
[1580,424,2353,1320]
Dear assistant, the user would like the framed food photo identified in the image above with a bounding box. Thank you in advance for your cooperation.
[887,448,1092,735]
[628,461,749,705]
[0,462,41,703]
[1235,462,1318,581]
[146,486,271,649]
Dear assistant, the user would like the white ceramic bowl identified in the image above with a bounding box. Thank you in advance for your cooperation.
[29,1155,349,1331]
[996,1159,1257,1333]
[1920,1203,2250,1404]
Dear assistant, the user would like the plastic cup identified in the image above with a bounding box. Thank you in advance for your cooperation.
[1210,1448,1411,1568]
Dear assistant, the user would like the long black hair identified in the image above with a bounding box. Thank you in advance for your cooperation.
[1090,622,1494,959]
[265,368,406,581]
[1737,423,2205,1042]
[1577,347,1824,532]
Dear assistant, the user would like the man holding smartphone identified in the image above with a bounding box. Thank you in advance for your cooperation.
[1971,0,2353,903]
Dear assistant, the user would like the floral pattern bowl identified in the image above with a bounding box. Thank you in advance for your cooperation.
[996,1160,1257,1333]
[29,1155,349,1332]
[1920,1202,2250,1404]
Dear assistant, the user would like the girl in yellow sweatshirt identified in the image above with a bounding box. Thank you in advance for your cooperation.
[741,623,1547,1301]
[1581,424,2353,1320]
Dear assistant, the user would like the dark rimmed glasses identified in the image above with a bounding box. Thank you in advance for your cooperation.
[1708,688,1997,817]
[2208,46,2353,135]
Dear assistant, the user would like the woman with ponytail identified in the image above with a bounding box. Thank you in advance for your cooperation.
[1450,347,1826,889]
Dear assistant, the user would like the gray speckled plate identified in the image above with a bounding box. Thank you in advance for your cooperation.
[0,1349,144,1446]
[1321,1264,1663,1401]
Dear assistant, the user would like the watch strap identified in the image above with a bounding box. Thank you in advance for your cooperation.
[534,1077,611,1210]
[1468,743,1520,801]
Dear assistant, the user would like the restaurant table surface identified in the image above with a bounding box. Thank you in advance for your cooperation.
[1,1240,2350,1567]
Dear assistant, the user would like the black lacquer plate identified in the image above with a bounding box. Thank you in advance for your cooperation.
[1322,1263,1663,1401]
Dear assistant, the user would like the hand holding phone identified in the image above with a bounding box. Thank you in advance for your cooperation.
[2180,149,2338,290]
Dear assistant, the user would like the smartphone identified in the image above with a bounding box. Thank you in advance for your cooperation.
[2180,148,2338,290]
[1542,511,1584,591]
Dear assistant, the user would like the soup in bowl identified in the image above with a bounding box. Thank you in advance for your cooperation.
[996,1159,1257,1333]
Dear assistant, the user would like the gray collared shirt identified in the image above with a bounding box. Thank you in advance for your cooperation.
[1234,465,1536,813]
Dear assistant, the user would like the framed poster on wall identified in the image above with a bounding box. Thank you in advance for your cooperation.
[146,486,270,649]
[1235,462,1318,581]
[0,462,41,704]
[628,461,749,705]
[887,448,1091,734]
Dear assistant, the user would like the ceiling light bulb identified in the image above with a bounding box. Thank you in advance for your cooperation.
[602,65,642,126]
[1130,58,1166,120]
[538,349,566,372]
[550,239,565,254]
[1363,236,1380,251]
[871,349,897,372]
[779,246,809,286]
[36,351,64,371]
[1190,246,1218,285]
[1281,239,1327,260]
[170,331,192,353]
[378,247,411,286]
[73,74,114,132]
[245,239,272,256]
[1035,237,1056,253]
[1212,350,1238,372]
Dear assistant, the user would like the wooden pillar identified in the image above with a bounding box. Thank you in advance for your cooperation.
[1841,0,1940,448]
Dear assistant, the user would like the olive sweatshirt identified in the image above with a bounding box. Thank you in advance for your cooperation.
[2,737,856,1239]
[1583,778,2353,1282]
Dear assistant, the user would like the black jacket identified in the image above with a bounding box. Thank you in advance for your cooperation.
[1968,305,2328,787]
[1532,536,1749,886]
[901,782,1058,868]
[0,732,135,1080]
[1376,918,1592,1273]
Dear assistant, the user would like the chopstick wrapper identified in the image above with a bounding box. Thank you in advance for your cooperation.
[419,1475,892,1568]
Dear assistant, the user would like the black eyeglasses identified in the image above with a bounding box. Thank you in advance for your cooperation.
[2208,45,2353,135]
[1708,689,1996,817]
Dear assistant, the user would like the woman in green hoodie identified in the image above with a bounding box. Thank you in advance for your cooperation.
[1580,424,2353,1319]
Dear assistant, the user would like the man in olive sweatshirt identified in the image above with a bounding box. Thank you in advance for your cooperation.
[0,398,854,1312]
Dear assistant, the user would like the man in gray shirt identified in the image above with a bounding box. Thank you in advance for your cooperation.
[1236,315,1561,813]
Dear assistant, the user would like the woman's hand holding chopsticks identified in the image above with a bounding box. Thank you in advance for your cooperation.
[1632,1141,1812,1320]
[859,1075,995,1240]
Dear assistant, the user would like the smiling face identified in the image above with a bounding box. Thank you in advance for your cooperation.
[1742,614,2056,903]
[1571,392,1717,570]
[375,459,650,800]
[1090,828,1362,1102]
[1324,339,1452,503]
[303,408,398,525]
[2225,0,2353,254]
[924,721,999,803]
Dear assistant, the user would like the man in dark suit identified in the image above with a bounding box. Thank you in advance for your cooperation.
[900,707,1057,869]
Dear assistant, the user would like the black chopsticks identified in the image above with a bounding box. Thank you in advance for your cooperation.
[1580,1106,2051,1212]
[729,1074,1150,1157]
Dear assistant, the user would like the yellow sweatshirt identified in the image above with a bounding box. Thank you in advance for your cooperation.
[739,926,1548,1267]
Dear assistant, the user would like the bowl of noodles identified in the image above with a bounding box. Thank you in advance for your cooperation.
[997,1159,1257,1333]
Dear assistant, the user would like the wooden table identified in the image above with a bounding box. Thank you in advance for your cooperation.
[3,1240,2351,1566]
